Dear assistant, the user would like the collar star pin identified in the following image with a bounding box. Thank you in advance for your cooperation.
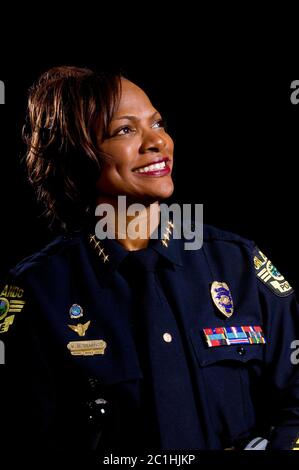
[161,220,174,248]
[210,281,234,318]
[89,235,110,263]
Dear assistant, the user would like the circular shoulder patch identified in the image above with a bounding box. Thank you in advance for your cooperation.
[253,247,293,297]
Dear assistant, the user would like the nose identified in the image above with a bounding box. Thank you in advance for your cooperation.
[139,128,167,154]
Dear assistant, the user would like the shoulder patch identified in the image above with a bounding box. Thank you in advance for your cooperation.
[0,284,26,334]
[253,247,294,297]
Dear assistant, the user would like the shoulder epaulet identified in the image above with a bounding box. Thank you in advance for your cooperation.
[253,246,294,297]
[203,224,254,249]
[11,234,81,278]
[0,233,83,335]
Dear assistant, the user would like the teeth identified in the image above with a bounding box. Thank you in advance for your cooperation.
[135,161,166,173]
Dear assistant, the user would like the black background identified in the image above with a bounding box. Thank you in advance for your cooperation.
[1,14,299,468]
[0,33,299,294]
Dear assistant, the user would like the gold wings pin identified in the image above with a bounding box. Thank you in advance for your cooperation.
[68,320,91,337]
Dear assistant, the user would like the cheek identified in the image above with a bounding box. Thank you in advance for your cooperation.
[100,140,137,164]
[98,145,131,179]
[165,134,174,153]
[97,158,132,193]
[97,163,121,188]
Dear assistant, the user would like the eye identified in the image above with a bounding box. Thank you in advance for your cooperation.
[113,126,135,136]
[152,118,166,129]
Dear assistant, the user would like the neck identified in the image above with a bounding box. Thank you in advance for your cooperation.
[95,196,160,251]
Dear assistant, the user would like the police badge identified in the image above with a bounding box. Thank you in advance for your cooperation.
[210,281,234,318]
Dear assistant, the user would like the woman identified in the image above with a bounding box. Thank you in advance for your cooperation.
[1,66,299,455]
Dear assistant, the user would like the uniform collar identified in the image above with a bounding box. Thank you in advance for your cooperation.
[88,220,183,280]
[151,226,183,268]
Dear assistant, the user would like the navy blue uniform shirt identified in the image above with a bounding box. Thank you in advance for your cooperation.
[1,223,299,452]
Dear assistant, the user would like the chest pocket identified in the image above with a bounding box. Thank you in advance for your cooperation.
[190,328,265,366]
[65,339,143,387]
[189,327,265,441]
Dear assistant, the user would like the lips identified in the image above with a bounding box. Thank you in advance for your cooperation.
[132,157,170,174]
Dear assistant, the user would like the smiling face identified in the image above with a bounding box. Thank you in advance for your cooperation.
[96,78,174,205]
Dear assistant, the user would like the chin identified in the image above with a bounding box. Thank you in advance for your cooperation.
[146,188,174,204]
[128,180,175,205]
[135,189,173,206]
[156,180,175,200]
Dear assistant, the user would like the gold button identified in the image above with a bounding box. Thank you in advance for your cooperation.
[163,333,172,343]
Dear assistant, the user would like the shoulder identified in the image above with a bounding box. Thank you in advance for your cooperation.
[203,224,255,249]
[0,233,85,336]
[9,232,84,280]
[196,224,255,272]
[202,224,294,298]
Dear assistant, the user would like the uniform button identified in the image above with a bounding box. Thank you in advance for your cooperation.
[163,332,172,343]
[237,346,246,356]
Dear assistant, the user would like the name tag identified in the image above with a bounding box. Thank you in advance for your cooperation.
[67,339,107,356]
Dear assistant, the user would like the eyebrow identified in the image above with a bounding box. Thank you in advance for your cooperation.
[112,111,160,122]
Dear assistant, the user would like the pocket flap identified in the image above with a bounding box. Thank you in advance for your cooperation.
[190,327,265,367]
[67,340,143,386]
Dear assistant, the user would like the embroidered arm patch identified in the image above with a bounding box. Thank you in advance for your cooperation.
[292,436,299,450]
[253,247,293,297]
[0,284,26,334]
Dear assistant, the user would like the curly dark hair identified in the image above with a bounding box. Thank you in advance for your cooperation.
[23,65,122,231]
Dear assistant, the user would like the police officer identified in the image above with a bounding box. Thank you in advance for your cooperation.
[1,66,299,454]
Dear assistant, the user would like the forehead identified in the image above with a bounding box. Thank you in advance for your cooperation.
[115,78,156,116]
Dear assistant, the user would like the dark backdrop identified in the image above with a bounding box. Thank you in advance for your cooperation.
[1,50,299,293]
